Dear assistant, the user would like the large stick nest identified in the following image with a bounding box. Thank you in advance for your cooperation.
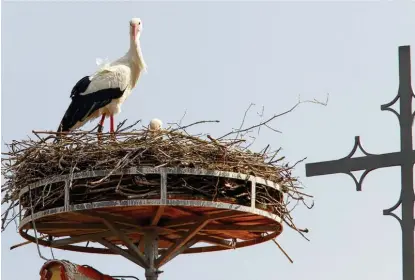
[2,118,313,237]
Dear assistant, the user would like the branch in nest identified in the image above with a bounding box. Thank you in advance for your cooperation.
[218,93,329,140]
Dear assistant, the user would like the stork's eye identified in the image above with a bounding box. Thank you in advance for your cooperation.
[138,22,141,25]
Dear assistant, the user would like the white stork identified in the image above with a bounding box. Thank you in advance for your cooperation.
[57,17,147,139]
[149,118,163,131]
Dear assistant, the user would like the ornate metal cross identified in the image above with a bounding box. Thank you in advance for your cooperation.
[305,45,415,280]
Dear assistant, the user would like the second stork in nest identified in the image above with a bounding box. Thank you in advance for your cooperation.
[57,17,147,140]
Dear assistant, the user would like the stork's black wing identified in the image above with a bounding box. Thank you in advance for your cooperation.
[70,76,91,98]
[57,87,125,132]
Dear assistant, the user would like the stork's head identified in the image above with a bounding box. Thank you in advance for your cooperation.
[130,18,142,41]
[149,118,163,131]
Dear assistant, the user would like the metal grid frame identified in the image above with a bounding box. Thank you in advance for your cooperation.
[18,167,284,280]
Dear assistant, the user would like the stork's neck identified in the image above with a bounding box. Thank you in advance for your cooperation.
[129,37,147,72]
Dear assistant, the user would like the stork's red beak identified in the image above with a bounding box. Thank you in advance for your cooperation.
[132,25,137,41]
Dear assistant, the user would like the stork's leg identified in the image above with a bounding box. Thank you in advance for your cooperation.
[97,114,106,143]
[110,115,116,140]
[98,114,106,131]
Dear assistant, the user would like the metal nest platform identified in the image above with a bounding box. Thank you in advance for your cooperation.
[18,167,284,279]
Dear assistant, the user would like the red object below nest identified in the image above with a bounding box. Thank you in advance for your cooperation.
[39,260,116,280]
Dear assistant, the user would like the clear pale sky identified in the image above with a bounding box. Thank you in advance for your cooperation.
[1,1,414,280]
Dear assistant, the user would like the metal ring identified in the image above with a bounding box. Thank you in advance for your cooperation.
[18,167,281,198]
[19,198,283,230]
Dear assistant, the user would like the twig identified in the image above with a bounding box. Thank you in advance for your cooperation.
[272,238,294,263]
[171,120,220,132]
[10,234,48,250]
[235,103,255,140]
[218,94,329,140]
[28,186,49,261]
[178,110,187,126]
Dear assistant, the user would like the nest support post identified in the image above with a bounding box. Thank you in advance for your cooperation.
[95,220,163,279]
[97,224,199,280]
[93,215,166,279]
[143,231,160,280]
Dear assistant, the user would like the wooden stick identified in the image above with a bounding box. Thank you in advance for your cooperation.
[272,238,294,263]
[10,234,47,250]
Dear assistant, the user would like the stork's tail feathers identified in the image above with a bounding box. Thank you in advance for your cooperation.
[55,111,74,143]
[57,120,71,134]
[56,98,83,140]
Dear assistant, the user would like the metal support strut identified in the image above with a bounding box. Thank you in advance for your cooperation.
[144,231,161,280]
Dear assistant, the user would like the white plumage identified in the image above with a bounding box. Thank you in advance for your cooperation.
[57,17,147,136]
[81,63,135,121]
[149,118,163,131]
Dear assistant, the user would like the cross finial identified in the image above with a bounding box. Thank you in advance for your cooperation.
[305,45,414,280]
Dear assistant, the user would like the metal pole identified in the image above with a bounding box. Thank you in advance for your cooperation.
[399,162,414,280]
[144,231,159,280]
[395,45,414,280]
